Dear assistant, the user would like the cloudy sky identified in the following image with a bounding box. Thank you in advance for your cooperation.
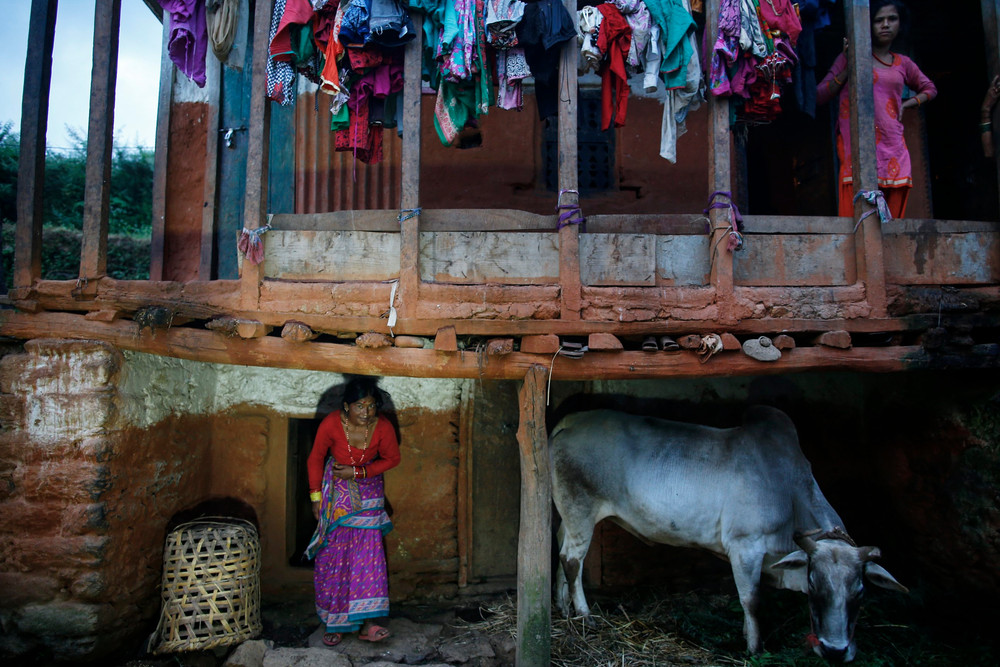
[1,1,162,150]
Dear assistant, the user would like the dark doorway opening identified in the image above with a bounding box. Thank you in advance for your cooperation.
[288,417,321,568]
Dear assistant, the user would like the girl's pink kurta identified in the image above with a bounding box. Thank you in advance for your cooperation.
[817,52,937,189]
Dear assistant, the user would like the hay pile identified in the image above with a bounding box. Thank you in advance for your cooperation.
[455,595,739,667]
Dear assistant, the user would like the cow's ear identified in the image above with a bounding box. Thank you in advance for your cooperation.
[864,563,909,593]
[772,550,809,571]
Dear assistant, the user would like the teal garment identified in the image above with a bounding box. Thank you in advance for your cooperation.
[643,0,695,89]
[409,0,445,87]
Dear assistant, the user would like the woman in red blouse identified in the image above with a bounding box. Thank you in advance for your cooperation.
[304,377,401,647]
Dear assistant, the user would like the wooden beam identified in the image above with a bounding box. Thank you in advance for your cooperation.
[80,0,122,281]
[557,0,581,321]
[398,15,423,320]
[199,48,222,280]
[706,0,735,325]
[239,0,273,309]
[515,365,551,667]
[0,311,932,379]
[150,13,173,281]
[983,0,1000,210]
[844,0,887,316]
[14,0,57,290]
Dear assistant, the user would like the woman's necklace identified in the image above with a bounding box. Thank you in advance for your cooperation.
[873,52,894,67]
[342,418,373,465]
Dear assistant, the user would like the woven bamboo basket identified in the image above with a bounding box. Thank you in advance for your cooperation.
[149,518,262,653]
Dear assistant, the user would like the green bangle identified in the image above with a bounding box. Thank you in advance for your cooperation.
[981,122,993,134]
[310,491,322,502]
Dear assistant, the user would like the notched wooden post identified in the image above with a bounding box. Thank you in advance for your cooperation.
[516,364,551,667]
[398,15,423,321]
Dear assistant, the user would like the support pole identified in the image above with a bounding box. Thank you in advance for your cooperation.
[398,15,423,320]
[845,0,887,316]
[13,0,57,291]
[983,0,1000,210]
[515,365,551,667]
[557,0,581,320]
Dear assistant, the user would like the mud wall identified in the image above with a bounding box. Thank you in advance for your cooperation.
[0,339,464,663]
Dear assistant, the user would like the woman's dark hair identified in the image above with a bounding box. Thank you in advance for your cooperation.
[871,0,910,41]
[341,376,384,411]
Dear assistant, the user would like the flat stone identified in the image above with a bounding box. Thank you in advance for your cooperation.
[262,647,351,667]
[438,633,496,662]
[306,618,442,664]
[17,601,100,637]
[224,639,272,667]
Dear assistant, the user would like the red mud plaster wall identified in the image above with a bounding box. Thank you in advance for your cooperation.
[0,340,271,662]
[163,102,208,282]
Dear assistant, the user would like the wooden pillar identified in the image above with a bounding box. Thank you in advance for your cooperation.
[557,0,581,320]
[150,14,173,281]
[79,0,121,282]
[199,51,222,280]
[983,0,1000,210]
[844,0,887,317]
[706,0,736,325]
[239,0,273,309]
[398,15,423,320]
[515,365,551,667]
[13,0,57,291]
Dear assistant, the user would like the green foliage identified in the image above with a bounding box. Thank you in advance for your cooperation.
[0,123,152,289]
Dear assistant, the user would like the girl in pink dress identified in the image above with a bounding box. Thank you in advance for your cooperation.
[817,0,937,218]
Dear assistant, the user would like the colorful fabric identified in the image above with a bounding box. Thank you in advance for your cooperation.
[597,4,632,131]
[159,0,208,87]
[817,52,937,189]
[307,459,393,632]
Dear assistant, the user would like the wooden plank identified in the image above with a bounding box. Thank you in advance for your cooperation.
[580,234,656,286]
[261,230,401,281]
[398,15,423,319]
[80,0,122,281]
[656,235,710,286]
[0,310,932,380]
[199,50,222,280]
[884,231,1000,284]
[983,0,1000,210]
[515,365,551,667]
[419,232,560,284]
[14,0,57,289]
[268,101,297,215]
[558,0,581,320]
[844,0,887,316]
[734,234,857,286]
[706,0,735,324]
[150,13,173,281]
[743,215,855,234]
[239,0,273,309]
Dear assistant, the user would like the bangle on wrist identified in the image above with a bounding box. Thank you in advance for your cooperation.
[310,491,322,502]
[981,122,993,134]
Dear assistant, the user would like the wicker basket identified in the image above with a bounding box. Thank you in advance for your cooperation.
[149,518,262,653]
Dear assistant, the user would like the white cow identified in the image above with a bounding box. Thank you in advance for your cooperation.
[549,406,907,662]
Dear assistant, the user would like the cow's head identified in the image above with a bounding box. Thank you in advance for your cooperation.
[772,529,908,663]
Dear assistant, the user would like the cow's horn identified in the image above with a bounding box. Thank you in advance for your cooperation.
[794,532,818,555]
[858,546,881,562]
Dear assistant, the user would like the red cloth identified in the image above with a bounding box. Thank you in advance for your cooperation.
[307,414,401,491]
[838,181,909,219]
[269,0,314,60]
[596,4,631,131]
[757,0,801,47]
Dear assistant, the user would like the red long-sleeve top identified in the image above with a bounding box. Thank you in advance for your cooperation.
[307,413,401,492]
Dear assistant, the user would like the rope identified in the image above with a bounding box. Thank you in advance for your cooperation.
[556,189,586,231]
[237,224,272,265]
[398,208,422,223]
[852,190,893,232]
[206,0,239,62]
[705,191,745,261]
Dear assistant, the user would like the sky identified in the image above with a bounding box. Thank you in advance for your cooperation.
[0,1,163,151]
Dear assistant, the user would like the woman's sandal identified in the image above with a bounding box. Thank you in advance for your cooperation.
[358,625,391,642]
[322,632,343,647]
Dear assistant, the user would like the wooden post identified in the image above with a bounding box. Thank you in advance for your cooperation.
[398,15,423,320]
[79,0,122,282]
[239,0,273,309]
[515,365,551,667]
[844,0,887,317]
[706,0,736,324]
[13,0,57,290]
[150,14,173,281]
[983,0,1000,211]
[199,50,222,280]
[557,0,581,321]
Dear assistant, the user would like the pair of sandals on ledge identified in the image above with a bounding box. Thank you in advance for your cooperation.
[642,336,681,352]
[323,624,390,647]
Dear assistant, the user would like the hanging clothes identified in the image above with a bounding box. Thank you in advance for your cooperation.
[516,0,576,121]
[659,0,703,163]
[596,4,632,131]
[159,0,209,87]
